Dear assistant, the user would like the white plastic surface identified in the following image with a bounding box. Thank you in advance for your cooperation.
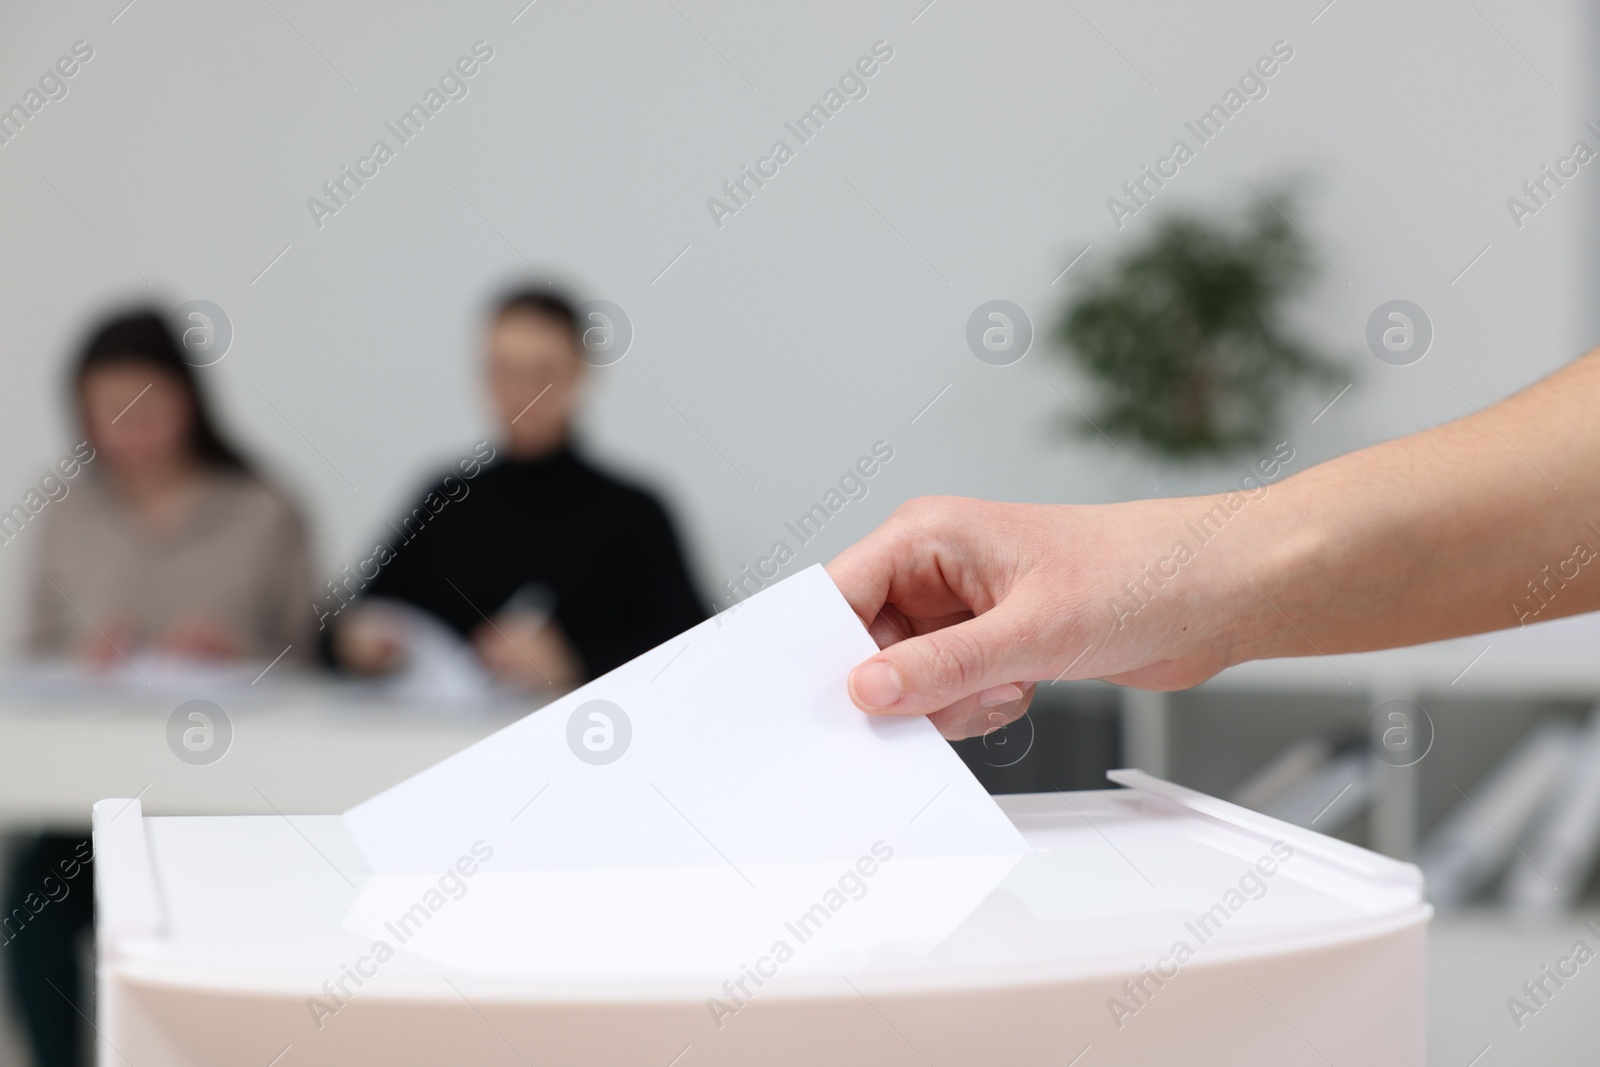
[97,780,1431,1066]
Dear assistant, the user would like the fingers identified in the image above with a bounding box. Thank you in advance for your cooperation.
[825,528,906,630]
[846,603,1031,719]
[829,496,1051,735]
[927,682,1036,739]
[865,602,910,651]
[825,496,976,629]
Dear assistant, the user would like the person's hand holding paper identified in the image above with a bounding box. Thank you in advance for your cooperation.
[829,348,1600,738]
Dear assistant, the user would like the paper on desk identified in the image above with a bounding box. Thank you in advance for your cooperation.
[356,596,495,704]
[341,564,1025,978]
[343,564,1026,872]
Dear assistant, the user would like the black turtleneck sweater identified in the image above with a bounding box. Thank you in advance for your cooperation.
[360,446,705,679]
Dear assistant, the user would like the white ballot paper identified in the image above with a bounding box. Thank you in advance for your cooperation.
[342,564,1027,982]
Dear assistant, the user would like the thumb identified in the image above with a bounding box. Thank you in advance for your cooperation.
[847,607,1029,718]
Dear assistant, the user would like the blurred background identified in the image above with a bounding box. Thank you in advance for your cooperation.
[2,0,1598,1064]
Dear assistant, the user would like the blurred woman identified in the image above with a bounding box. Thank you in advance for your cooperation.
[26,309,314,664]
[7,308,315,1067]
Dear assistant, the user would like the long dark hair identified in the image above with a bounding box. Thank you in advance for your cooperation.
[73,308,252,474]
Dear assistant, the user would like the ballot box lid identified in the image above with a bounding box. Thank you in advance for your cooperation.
[94,771,1429,1000]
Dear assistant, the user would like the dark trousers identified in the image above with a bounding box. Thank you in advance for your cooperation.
[3,833,94,1067]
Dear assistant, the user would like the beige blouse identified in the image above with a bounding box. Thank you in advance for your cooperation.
[27,471,316,664]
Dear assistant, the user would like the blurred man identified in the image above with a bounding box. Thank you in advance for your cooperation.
[332,287,704,687]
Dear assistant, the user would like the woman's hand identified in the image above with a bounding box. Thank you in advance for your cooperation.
[335,607,408,676]
[157,617,245,661]
[77,621,137,671]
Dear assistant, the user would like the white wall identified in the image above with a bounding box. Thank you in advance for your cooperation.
[0,0,1590,650]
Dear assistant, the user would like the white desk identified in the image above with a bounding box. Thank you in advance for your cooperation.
[0,672,532,830]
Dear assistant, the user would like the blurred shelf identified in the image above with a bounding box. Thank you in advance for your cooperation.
[1115,612,1600,917]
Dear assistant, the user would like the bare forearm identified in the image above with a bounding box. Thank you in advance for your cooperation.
[829,350,1600,736]
[1234,349,1600,661]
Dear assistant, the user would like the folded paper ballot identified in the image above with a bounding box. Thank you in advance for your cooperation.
[345,563,1026,871]
[341,565,1027,978]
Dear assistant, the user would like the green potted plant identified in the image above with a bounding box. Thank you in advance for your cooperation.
[1053,185,1344,459]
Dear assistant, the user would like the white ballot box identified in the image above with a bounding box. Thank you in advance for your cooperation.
[94,769,1429,1067]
